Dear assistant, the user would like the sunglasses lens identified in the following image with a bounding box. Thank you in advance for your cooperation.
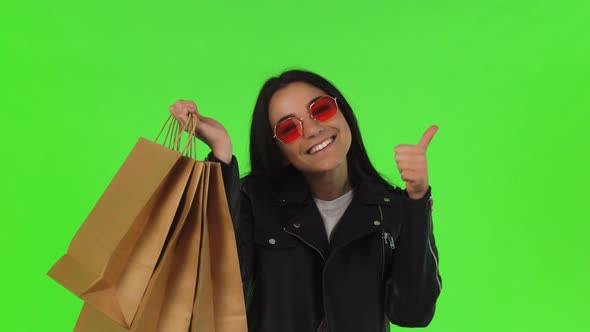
[310,97,337,122]
[275,118,302,143]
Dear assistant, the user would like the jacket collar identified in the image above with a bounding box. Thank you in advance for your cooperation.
[272,166,403,259]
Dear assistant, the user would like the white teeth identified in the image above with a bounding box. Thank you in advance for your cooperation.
[309,137,334,154]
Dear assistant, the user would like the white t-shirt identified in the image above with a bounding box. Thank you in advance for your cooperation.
[313,188,354,242]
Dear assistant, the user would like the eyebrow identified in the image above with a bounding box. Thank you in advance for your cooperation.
[274,96,324,125]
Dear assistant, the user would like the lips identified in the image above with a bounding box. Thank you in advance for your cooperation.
[307,136,336,154]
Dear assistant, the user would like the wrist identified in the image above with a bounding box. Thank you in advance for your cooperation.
[211,143,233,165]
[408,191,426,200]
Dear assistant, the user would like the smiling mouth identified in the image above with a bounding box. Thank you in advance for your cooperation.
[307,136,336,154]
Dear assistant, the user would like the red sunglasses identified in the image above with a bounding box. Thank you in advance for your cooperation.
[273,96,339,144]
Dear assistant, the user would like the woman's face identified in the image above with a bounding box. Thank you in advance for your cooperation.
[268,82,352,175]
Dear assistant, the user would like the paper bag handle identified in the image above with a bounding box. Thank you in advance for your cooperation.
[155,113,199,158]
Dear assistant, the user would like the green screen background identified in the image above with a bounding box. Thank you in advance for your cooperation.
[1,0,588,331]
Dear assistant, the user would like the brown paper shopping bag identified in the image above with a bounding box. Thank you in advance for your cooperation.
[191,162,248,332]
[49,115,198,327]
[191,163,216,331]
[74,160,205,332]
[155,161,206,331]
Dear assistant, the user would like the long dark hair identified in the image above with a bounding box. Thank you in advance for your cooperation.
[249,69,397,190]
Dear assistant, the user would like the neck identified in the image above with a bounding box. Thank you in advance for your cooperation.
[304,162,352,201]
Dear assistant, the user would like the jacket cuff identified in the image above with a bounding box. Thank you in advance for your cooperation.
[403,186,433,211]
[400,185,433,238]
[205,151,236,167]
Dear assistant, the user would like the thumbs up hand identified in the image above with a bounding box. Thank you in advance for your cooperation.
[394,125,438,200]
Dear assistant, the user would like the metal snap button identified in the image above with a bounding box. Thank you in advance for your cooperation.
[268,238,276,245]
[373,220,381,226]
[293,223,301,228]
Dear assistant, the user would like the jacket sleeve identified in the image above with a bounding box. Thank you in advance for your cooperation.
[206,152,256,305]
[385,185,442,327]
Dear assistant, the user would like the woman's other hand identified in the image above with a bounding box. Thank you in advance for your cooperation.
[169,99,233,164]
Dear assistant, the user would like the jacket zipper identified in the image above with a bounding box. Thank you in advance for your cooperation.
[427,213,442,292]
[283,227,325,261]
[283,227,330,331]
[381,232,395,279]
[387,233,395,250]
[381,232,386,279]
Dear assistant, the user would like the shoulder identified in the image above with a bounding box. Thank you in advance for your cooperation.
[239,171,272,196]
[353,176,405,204]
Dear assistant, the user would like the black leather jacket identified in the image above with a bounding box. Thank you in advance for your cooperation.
[209,154,442,332]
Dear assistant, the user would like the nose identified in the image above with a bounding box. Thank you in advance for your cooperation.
[302,115,324,138]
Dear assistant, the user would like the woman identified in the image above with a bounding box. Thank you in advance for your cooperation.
[170,70,441,332]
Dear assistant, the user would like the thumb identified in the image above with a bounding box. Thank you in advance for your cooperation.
[418,125,438,149]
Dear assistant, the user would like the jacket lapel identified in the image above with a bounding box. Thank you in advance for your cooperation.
[327,178,403,253]
[283,203,330,260]
[272,166,329,259]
